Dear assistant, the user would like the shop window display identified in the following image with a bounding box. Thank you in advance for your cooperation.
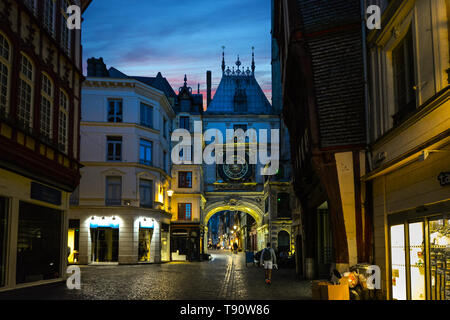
[138,228,153,262]
[390,224,407,300]
[16,202,62,284]
[90,227,119,262]
[408,222,425,300]
[429,217,450,300]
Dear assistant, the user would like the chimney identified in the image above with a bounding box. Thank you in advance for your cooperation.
[207,71,212,106]
[87,57,108,77]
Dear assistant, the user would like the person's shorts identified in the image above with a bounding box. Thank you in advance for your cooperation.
[263,261,273,269]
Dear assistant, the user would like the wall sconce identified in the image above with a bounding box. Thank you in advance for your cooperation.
[167,189,174,197]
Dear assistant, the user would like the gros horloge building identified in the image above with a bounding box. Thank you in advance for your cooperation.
[0,0,91,291]
[68,58,175,265]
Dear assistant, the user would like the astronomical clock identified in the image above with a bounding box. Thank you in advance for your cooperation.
[217,154,253,182]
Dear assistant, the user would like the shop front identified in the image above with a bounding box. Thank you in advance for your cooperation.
[388,207,450,300]
[67,208,171,265]
[0,168,70,292]
[170,224,201,261]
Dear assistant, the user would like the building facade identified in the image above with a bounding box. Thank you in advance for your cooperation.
[273,0,371,279]
[68,58,174,265]
[169,75,206,261]
[199,52,297,255]
[365,0,450,300]
[0,0,91,291]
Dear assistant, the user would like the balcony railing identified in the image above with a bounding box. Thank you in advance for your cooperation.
[140,201,154,209]
[105,198,122,206]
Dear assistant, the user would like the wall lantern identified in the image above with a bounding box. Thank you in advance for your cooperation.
[167,189,174,197]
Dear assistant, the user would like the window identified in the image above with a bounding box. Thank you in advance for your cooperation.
[43,0,56,36]
[107,99,122,123]
[107,136,122,161]
[178,203,192,221]
[178,171,192,188]
[60,2,71,56]
[179,116,190,130]
[163,118,167,138]
[139,179,153,208]
[40,74,53,140]
[277,193,291,218]
[18,54,34,129]
[140,102,153,128]
[139,139,152,166]
[163,151,168,172]
[392,27,416,125]
[59,90,69,153]
[105,176,122,206]
[0,34,11,115]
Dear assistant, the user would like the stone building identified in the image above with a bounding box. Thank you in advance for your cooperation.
[68,59,175,265]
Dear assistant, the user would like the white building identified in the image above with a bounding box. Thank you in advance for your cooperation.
[68,58,175,265]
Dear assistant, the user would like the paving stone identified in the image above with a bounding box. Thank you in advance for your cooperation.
[0,251,312,300]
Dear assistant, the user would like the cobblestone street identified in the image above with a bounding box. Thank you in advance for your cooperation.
[0,251,311,300]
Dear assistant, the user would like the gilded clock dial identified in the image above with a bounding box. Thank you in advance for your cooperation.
[223,155,249,180]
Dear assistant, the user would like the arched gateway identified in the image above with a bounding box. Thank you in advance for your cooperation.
[203,197,264,227]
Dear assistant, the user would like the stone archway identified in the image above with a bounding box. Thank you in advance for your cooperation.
[203,197,264,227]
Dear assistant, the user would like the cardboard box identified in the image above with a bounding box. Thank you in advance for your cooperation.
[311,278,350,300]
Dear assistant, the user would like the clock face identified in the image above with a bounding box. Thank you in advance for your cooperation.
[222,155,249,181]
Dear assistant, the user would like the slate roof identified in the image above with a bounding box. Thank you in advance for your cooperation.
[132,73,177,99]
[105,67,177,99]
[205,72,274,115]
[296,0,366,148]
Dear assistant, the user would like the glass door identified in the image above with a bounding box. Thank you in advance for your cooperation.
[391,224,407,300]
[408,222,425,299]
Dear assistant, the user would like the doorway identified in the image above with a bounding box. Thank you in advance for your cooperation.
[90,228,119,262]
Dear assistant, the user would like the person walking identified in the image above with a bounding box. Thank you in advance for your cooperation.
[233,242,238,254]
[260,243,277,285]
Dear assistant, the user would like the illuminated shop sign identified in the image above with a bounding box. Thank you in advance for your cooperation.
[140,218,154,229]
[90,216,119,229]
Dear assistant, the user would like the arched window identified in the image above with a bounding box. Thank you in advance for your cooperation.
[18,54,34,128]
[0,33,11,115]
[59,90,69,153]
[40,74,53,139]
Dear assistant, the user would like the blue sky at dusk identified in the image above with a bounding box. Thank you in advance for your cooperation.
[82,0,273,104]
